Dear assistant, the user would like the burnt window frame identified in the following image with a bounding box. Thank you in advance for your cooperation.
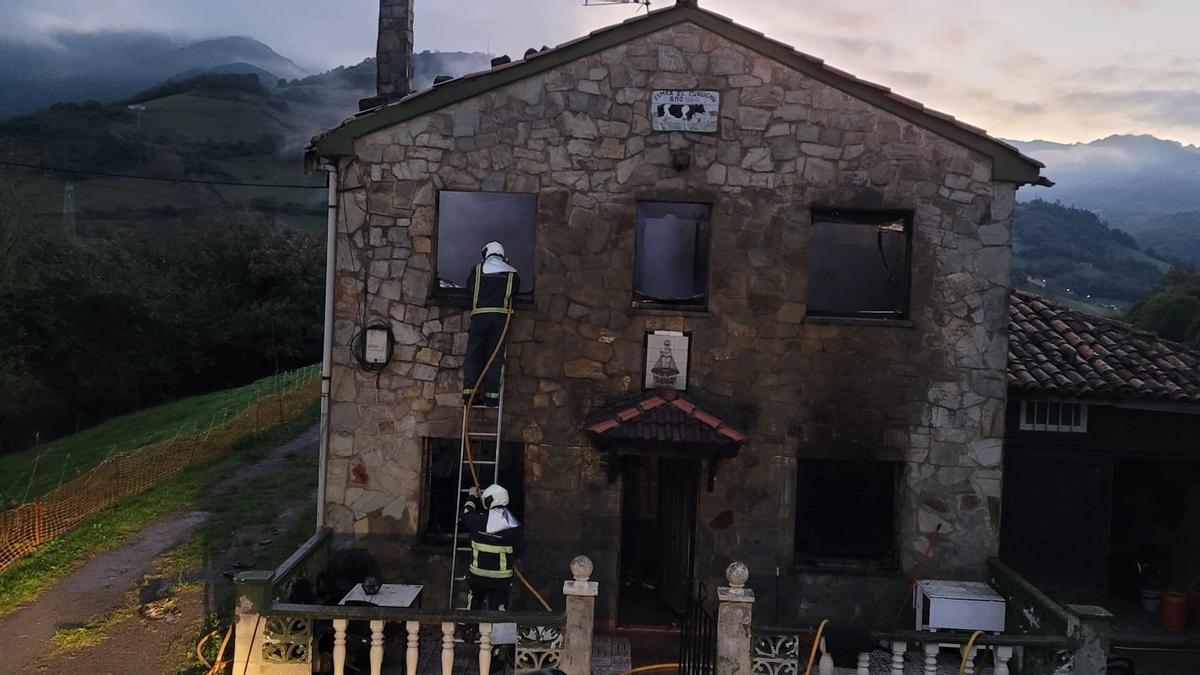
[431,189,538,307]
[805,208,914,321]
[631,199,713,312]
[793,458,901,572]
[420,437,525,543]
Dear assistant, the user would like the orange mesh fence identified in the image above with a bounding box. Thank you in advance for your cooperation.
[0,369,320,575]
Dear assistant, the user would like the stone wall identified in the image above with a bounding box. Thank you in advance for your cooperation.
[322,20,1016,623]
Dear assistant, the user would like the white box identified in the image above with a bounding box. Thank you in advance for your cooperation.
[915,580,1006,633]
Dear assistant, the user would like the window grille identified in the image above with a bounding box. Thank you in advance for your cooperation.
[1018,400,1088,433]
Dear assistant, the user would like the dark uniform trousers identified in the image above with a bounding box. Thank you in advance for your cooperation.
[463,264,517,404]
[463,313,507,404]
[467,584,510,612]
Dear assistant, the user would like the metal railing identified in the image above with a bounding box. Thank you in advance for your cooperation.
[680,579,717,675]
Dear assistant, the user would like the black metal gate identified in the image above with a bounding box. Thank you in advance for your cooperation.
[678,579,716,675]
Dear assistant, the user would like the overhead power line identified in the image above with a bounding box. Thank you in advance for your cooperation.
[0,160,324,190]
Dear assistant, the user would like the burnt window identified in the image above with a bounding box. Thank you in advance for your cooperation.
[633,201,711,309]
[422,438,524,541]
[794,459,899,570]
[434,191,536,299]
[807,209,911,319]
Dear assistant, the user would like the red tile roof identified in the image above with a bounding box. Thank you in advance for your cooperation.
[1008,289,1200,404]
[585,389,749,446]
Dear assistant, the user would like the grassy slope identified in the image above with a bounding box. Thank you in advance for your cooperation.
[0,366,315,504]
[0,403,318,617]
[0,80,360,234]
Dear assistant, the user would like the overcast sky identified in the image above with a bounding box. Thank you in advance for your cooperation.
[6,0,1200,145]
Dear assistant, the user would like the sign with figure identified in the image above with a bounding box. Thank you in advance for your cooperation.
[644,330,691,390]
[651,90,719,132]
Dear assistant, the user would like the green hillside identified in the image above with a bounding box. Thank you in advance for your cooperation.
[1013,200,1173,313]
[1136,212,1200,265]
[0,68,373,234]
[0,367,315,506]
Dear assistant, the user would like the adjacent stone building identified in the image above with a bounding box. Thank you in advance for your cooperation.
[305,0,1046,626]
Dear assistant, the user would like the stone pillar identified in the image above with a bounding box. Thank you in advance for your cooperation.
[717,562,755,675]
[233,570,310,675]
[233,571,272,674]
[560,555,598,675]
[1065,604,1113,674]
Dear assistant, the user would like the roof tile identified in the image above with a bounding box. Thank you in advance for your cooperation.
[1008,290,1200,404]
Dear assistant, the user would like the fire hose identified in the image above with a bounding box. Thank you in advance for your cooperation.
[460,306,553,612]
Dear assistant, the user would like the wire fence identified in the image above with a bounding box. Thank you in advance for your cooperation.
[0,367,321,575]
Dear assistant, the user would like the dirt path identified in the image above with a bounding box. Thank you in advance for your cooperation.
[0,426,319,675]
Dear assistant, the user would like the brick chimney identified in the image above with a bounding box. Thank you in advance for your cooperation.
[360,0,414,111]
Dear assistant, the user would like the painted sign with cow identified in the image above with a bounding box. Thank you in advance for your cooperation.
[650,90,719,133]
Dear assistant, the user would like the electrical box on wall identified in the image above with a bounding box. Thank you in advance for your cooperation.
[364,327,391,366]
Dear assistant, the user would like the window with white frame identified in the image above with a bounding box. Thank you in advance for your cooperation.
[1018,400,1088,433]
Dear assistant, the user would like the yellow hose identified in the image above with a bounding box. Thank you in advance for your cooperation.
[459,305,553,612]
[617,665,680,675]
[958,630,984,675]
[803,619,829,675]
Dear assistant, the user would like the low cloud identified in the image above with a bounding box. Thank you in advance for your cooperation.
[885,70,933,89]
[1062,89,1200,129]
[1000,51,1049,74]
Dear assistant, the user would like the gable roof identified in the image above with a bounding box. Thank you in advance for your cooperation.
[307,3,1047,186]
[1008,289,1200,405]
[585,388,749,446]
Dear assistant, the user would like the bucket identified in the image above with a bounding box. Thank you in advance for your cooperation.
[1190,592,1200,630]
[1140,588,1162,614]
[1160,592,1189,633]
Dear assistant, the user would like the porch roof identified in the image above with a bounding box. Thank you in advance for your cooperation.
[584,388,749,447]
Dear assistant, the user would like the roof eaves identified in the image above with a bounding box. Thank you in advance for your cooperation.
[308,4,1047,185]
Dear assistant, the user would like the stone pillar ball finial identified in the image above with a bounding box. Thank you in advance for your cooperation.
[725,561,749,588]
[571,555,594,581]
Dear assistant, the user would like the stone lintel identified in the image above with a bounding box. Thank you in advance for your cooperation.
[563,580,599,597]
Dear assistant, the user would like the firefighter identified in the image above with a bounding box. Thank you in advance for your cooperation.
[460,484,525,611]
[463,241,519,406]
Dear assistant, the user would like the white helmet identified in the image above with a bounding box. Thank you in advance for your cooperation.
[482,484,510,509]
[481,241,506,261]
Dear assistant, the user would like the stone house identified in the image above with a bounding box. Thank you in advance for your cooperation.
[304,0,1047,627]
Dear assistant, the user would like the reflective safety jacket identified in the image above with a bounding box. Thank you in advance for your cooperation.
[460,496,525,583]
[466,258,520,317]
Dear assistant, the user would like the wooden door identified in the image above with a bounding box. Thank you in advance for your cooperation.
[658,459,699,615]
[1001,449,1110,603]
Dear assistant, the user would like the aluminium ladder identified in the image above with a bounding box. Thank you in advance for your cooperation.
[447,375,506,609]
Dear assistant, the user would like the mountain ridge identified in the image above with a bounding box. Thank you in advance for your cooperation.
[0,32,311,117]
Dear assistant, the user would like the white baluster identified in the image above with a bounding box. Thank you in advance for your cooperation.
[405,621,420,675]
[923,643,939,674]
[333,619,348,675]
[856,652,870,675]
[890,641,907,675]
[478,623,493,675]
[818,641,834,675]
[995,646,1013,675]
[441,622,455,675]
[962,645,976,675]
[370,620,385,675]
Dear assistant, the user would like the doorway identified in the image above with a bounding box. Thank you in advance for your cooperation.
[618,456,699,627]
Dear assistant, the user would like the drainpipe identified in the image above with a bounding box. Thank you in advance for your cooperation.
[316,161,338,530]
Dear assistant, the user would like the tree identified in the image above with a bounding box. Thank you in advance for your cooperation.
[1127,271,1200,345]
